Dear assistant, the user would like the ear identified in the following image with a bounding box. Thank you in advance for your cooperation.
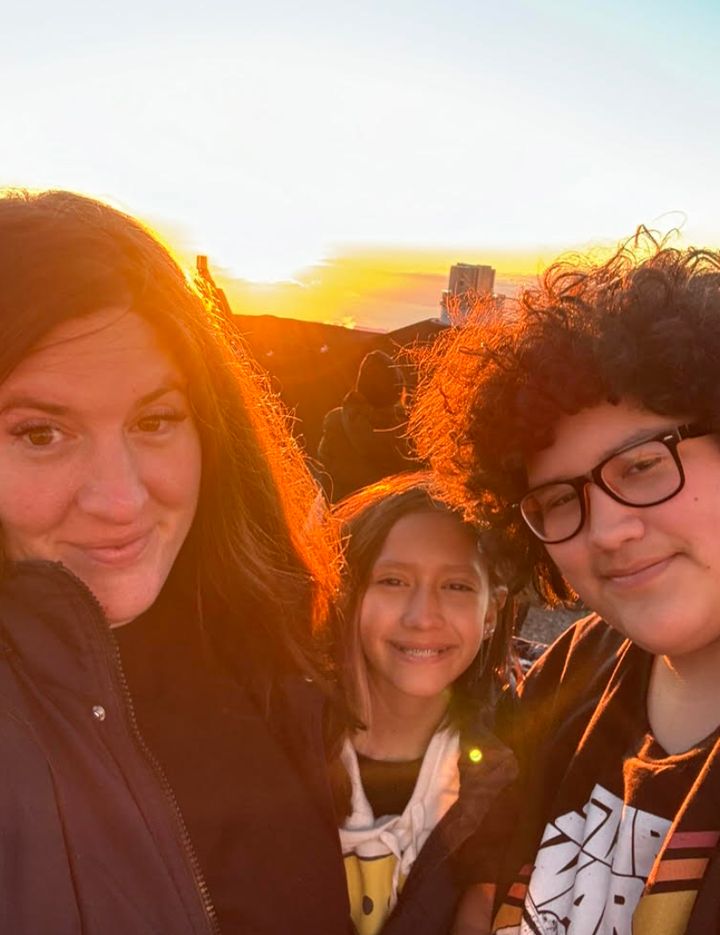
[493,585,508,611]
[483,585,508,636]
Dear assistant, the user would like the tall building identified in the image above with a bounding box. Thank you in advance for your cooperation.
[440,262,496,324]
[449,263,495,296]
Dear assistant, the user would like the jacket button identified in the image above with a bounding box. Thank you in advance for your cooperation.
[92,705,107,721]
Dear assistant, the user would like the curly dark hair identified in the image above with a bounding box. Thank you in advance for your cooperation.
[410,228,720,606]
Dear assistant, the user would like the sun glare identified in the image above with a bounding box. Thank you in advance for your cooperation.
[214,246,543,331]
[225,257,313,285]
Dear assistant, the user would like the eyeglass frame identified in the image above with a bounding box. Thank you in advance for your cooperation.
[518,422,712,545]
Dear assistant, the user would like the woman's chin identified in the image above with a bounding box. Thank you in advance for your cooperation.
[74,569,167,629]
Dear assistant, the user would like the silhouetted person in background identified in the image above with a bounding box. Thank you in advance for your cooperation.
[317,350,417,502]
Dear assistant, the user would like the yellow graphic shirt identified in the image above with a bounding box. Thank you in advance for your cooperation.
[339,729,460,935]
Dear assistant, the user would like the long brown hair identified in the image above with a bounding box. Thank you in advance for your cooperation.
[0,188,340,678]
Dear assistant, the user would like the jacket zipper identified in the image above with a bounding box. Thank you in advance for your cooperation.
[56,564,221,935]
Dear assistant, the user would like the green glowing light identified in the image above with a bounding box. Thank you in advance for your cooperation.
[468,747,483,764]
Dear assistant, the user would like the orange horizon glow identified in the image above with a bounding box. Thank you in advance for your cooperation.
[209,246,554,331]
[151,218,717,333]
[144,214,546,330]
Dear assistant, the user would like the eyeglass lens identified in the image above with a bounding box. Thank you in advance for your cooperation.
[521,439,683,542]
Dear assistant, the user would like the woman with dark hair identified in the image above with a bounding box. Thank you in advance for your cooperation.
[0,189,350,934]
[327,473,519,935]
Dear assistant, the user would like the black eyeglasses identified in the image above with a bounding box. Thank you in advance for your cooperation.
[519,423,712,544]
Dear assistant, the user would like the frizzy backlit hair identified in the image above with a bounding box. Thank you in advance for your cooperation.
[410,228,720,606]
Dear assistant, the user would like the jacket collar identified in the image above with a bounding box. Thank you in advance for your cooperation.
[0,560,116,705]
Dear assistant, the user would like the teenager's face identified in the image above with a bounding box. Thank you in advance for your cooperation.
[358,510,497,709]
[0,309,202,627]
[527,400,720,658]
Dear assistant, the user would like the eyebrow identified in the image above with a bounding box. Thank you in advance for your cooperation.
[0,381,187,417]
[373,559,482,574]
[533,423,678,488]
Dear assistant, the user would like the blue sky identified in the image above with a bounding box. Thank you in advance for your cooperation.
[2,0,719,301]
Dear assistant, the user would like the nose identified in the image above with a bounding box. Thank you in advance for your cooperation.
[585,483,644,551]
[76,437,149,524]
[400,584,445,631]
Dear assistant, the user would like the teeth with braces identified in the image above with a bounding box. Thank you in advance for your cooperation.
[395,646,448,657]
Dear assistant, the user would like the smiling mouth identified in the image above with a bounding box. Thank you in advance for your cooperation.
[604,556,675,588]
[390,643,454,659]
[72,532,153,567]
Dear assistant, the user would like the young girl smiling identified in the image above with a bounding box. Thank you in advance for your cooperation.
[330,473,519,935]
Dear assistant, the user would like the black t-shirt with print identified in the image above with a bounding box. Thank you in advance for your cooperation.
[491,617,720,935]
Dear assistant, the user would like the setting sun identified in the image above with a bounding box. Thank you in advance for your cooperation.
[2,0,719,329]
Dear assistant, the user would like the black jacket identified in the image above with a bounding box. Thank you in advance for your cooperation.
[0,561,351,935]
[316,392,415,501]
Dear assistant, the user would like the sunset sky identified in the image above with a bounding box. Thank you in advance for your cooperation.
[3,0,719,329]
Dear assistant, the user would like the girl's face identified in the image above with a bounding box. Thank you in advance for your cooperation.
[0,308,202,626]
[358,510,498,709]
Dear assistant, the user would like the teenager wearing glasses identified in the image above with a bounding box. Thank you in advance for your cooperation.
[412,230,720,935]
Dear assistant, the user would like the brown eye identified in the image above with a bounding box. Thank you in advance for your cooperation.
[136,411,184,434]
[25,426,57,447]
[137,416,164,433]
[625,455,663,476]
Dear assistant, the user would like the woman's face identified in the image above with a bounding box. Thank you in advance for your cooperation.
[358,510,497,710]
[0,308,202,626]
